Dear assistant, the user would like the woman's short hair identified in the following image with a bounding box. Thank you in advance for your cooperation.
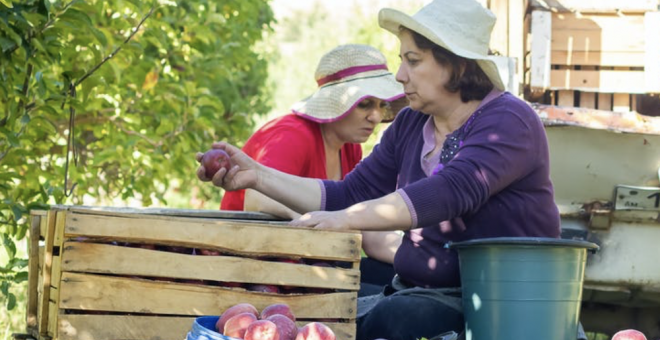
[405,28,494,102]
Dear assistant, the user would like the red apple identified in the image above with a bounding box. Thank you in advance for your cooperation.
[224,312,258,338]
[244,320,280,340]
[266,314,298,340]
[611,329,647,340]
[202,148,232,178]
[216,303,259,333]
[295,322,335,340]
[260,303,295,321]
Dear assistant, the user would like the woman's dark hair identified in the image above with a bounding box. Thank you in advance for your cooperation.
[405,28,494,102]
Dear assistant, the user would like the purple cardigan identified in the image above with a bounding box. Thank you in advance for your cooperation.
[321,92,560,288]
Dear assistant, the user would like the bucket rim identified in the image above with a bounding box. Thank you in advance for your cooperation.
[447,237,599,251]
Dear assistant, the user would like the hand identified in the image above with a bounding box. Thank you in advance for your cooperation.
[288,210,353,231]
[195,142,259,191]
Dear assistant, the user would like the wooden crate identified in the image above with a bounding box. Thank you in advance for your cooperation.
[527,9,660,95]
[25,206,362,340]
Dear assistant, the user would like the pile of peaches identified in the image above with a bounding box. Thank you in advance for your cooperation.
[216,303,335,340]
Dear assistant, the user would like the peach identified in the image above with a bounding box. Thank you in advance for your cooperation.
[248,284,280,294]
[611,329,647,340]
[295,322,335,340]
[216,303,259,333]
[224,312,258,338]
[244,319,280,340]
[266,314,298,340]
[260,303,295,321]
[202,149,232,178]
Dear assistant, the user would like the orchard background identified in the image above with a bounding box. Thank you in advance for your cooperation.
[0,0,422,336]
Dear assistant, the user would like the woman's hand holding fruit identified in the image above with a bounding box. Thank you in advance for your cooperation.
[196,142,260,191]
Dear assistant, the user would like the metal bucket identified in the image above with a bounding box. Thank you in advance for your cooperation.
[187,316,240,340]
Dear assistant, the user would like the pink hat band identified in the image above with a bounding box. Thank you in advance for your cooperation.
[316,64,389,87]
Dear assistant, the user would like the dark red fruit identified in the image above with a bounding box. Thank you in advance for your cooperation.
[202,149,232,178]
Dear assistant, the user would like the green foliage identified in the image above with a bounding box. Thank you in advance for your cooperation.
[0,0,274,312]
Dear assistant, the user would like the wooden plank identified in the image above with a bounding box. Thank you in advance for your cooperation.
[54,210,66,247]
[58,315,196,340]
[552,12,645,31]
[550,69,647,93]
[580,92,596,109]
[531,0,658,12]
[557,90,574,107]
[37,210,57,335]
[551,51,646,67]
[646,12,660,93]
[613,93,631,112]
[39,213,48,239]
[58,272,357,319]
[66,205,281,221]
[26,215,41,329]
[508,0,526,94]
[64,212,362,261]
[61,242,360,290]
[551,30,645,54]
[598,93,613,111]
[47,301,58,338]
[530,10,552,89]
[57,315,356,340]
[490,0,509,56]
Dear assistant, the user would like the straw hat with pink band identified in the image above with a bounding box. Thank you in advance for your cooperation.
[292,44,406,123]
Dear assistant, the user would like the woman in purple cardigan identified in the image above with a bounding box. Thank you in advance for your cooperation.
[196,0,560,338]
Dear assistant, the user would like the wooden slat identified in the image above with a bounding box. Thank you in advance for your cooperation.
[598,93,613,111]
[580,92,596,109]
[532,0,658,12]
[509,0,526,93]
[550,69,646,93]
[557,90,574,107]
[61,242,360,290]
[59,272,357,319]
[551,30,645,53]
[530,10,552,89]
[37,210,57,335]
[551,51,646,67]
[58,315,197,340]
[613,93,631,112]
[26,215,41,329]
[552,12,645,31]
[646,12,660,93]
[490,0,509,56]
[66,205,281,221]
[57,315,356,340]
[65,213,362,261]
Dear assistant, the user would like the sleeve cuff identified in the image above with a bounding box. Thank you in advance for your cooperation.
[397,188,418,228]
[317,179,327,211]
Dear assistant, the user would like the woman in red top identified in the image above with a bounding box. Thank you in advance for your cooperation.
[221,44,406,222]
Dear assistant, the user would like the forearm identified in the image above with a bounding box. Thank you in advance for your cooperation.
[255,164,323,214]
[346,191,413,231]
[244,189,301,220]
[362,231,402,264]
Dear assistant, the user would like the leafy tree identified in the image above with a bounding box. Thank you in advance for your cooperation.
[0,0,274,310]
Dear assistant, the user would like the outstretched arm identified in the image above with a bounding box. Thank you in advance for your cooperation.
[244,189,302,220]
[196,142,323,213]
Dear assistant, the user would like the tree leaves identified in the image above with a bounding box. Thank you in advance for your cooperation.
[0,0,275,310]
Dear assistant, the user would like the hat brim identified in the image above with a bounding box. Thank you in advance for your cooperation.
[378,8,505,91]
[292,72,405,123]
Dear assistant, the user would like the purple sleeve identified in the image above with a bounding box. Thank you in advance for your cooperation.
[402,101,542,228]
[322,116,404,211]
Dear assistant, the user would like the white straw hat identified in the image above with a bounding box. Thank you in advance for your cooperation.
[292,44,405,123]
[378,0,505,91]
